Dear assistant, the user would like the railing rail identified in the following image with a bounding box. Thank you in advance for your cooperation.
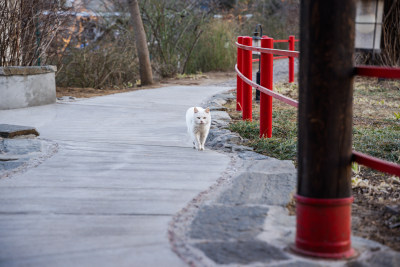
[234,64,299,108]
[235,36,400,177]
[236,42,300,58]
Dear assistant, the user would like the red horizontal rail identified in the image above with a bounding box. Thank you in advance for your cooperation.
[236,42,300,58]
[355,65,400,79]
[254,57,289,61]
[235,64,299,108]
[274,56,288,60]
[273,39,300,43]
[352,151,400,176]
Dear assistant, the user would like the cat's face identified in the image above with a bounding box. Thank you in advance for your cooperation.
[194,107,211,125]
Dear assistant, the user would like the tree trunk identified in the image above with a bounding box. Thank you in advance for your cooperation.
[127,0,153,85]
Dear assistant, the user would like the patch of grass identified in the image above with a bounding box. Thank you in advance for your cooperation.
[226,78,400,166]
[353,125,400,164]
[228,108,298,161]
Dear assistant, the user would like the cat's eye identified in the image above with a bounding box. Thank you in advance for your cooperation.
[197,117,201,119]
[203,117,206,119]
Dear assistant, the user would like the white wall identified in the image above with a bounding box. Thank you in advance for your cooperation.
[0,66,56,110]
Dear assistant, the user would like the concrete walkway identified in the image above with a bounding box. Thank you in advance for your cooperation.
[0,86,231,266]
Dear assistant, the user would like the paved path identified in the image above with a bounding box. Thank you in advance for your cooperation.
[0,86,231,266]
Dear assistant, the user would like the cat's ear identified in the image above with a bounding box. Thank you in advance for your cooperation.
[194,107,199,113]
[205,107,210,113]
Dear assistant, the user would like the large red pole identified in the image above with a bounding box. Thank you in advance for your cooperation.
[236,36,244,111]
[242,36,253,121]
[289,35,295,83]
[259,37,273,138]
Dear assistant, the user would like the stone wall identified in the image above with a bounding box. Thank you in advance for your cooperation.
[0,66,57,110]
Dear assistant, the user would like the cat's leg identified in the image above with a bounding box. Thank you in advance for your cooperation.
[199,133,206,150]
[194,133,201,150]
[200,129,210,151]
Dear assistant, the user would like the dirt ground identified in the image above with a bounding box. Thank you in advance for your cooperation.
[56,72,399,252]
[56,72,236,98]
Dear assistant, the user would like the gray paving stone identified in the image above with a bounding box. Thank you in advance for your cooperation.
[2,139,42,154]
[0,161,24,171]
[347,250,400,267]
[190,205,268,240]
[195,241,289,265]
[218,172,296,206]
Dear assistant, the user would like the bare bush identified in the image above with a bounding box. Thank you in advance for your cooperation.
[377,0,400,66]
[0,0,68,66]
[139,0,214,77]
[185,19,238,73]
[232,0,300,42]
[54,18,139,89]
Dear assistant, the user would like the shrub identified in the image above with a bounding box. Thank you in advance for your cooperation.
[54,21,139,89]
[185,19,238,74]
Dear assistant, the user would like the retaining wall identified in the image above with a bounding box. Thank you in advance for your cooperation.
[0,66,57,110]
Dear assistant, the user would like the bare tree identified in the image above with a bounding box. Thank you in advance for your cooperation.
[0,0,66,67]
[126,0,153,85]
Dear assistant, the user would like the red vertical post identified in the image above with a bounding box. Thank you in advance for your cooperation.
[242,36,253,121]
[289,35,295,83]
[236,36,244,111]
[259,37,273,138]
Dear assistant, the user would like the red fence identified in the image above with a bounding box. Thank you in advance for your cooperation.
[235,35,400,177]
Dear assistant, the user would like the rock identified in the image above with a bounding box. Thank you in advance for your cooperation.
[230,144,253,152]
[211,119,230,128]
[207,129,231,141]
[2,139,42,155]
[210,98,227,106]
[0,124,39,138]
[238,151,269,160]
[211,110,231,121]
[57,96,76,101]
[209,105,227,111]
[389,176,400,185]
[385,205,400,215]
[212,93,235,101]
[207,132,243,148]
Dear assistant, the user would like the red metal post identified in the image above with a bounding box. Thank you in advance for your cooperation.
[236,36,244,111]
[259,37,273,138]
[242,36,253,121]
[289,35,295,83]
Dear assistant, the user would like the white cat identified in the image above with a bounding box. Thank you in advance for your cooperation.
[186,107,211,151]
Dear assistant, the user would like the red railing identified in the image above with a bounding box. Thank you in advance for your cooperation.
[235,35,400,177]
